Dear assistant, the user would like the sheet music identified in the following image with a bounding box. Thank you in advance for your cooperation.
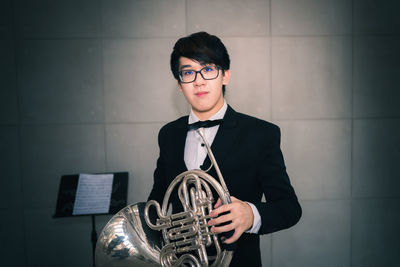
[72,173,114,215]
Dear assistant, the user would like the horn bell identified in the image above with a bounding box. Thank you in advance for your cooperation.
[95,202,162,267]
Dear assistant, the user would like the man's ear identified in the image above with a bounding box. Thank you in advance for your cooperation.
[222,69,231,85]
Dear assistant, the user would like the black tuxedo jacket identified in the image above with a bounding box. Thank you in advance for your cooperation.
[148,105,301,266]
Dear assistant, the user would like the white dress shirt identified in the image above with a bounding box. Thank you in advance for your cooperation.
[184,100,262,234]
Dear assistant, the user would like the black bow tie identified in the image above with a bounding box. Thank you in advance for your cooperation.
[187,119,223,131]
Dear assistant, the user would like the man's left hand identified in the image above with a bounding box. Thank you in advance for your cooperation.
[207,196,254,244]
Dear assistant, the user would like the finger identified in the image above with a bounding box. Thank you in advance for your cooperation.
[211,222,235,234]
[223,229,242,244]
[209,203,232,217]
[208,213,233,226]
[214,198,222,209]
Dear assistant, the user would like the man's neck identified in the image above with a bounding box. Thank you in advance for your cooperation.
[190,101,227,122]
[193,111,216,121]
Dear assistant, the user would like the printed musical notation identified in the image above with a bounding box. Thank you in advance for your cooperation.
[72,173,114,215]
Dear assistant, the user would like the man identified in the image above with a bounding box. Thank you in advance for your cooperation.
[148,32,301,266]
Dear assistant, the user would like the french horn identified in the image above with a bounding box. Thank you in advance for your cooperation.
[95,128,233,266]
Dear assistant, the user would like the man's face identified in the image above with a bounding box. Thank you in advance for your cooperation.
[178,57,230,120]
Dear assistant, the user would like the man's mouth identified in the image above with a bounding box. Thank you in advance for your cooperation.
[195,91,208,97]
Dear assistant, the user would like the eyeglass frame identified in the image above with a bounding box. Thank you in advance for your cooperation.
[178,65,221,83]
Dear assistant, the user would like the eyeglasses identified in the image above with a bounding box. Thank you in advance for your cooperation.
[178,65,220,83]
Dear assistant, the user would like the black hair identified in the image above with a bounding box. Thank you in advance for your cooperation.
[170,32,230,94]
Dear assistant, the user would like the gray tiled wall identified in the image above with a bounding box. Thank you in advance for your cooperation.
[2,0,399,266]
[224,37,271,120]
[17,40,104,123]
[273,200,351,267]
[271,36,352,119]
[271,0,352,35]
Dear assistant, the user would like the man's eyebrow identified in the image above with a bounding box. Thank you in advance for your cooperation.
[179,65,192,70]
[179,63,214,70]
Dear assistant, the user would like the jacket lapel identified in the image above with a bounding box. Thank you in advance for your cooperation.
[173,117,189,174]
[203,105,239,171]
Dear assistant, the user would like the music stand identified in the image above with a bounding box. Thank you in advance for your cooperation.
[53,172,128,267]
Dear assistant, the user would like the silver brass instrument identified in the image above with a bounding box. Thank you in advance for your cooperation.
[95,128,233,266]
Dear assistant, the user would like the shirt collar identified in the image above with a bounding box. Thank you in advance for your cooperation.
[188,100,228,124]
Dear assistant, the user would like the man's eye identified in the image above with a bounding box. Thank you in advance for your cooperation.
[204,67,214,72]
[183,70,194,76]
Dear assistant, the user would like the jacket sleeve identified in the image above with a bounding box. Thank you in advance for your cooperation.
[253,125,302,235]
[147,128,168,204]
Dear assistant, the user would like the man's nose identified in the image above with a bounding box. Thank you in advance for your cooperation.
[193,71,206,85]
